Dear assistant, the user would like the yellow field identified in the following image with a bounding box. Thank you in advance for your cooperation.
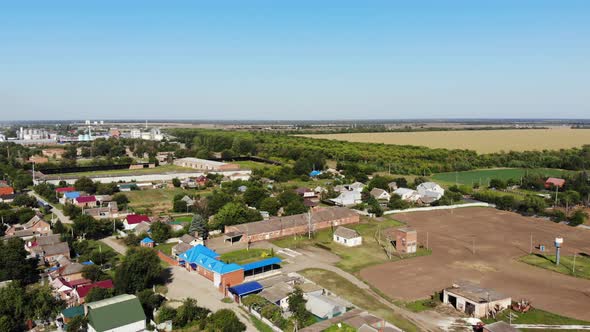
[302,128,590,153]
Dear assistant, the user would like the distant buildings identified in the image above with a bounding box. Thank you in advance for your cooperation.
[174,157,240,171]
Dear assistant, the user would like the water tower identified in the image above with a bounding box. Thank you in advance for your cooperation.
[554,237,563,265]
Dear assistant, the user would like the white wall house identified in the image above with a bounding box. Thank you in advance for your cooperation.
[417,182,445,200]
[370,188,391,201]
[393,188,421,202]
[333,226,362,247]
[329,191,362,207]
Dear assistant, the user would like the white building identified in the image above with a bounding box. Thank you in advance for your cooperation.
[329,190,362,207]
[417,182,445,200]
[443,282,511,318]
[305,294,348,320]
[333,226,362,247]
[393,188,421,202]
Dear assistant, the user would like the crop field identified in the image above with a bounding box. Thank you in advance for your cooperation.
[432,168,572,186]
[125,187,211,214]
[301,128,590,153]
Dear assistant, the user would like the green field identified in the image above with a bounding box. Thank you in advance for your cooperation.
[125,187,212,214]
[520,254,590,280]
[273,217,430,273]
[234,160,279,171]
[482,308,590,331]
[219,248,277,265]
[432,168,572,186]
[300,268,418,332]
[154,242,176,256]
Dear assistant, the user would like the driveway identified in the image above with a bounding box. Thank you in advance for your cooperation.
[100,236,128,255]
[166,266,258,331]
[28,191,72,224]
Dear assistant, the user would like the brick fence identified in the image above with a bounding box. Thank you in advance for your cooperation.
[157,251,178,266]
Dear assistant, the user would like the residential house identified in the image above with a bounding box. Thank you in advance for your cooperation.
[387,181,398,191]
[0,185,15,197]
[60,191,81,204]
[86,294,146,332]
[75,195,97,208]
[83,202,119,219]
[333,226,362,247]
[179,234,202,246]
[228,172,251,181]
[42,148,66,159]
[124,214,151,231]
[55,186,75,194]
[5,215,52,238]
[180,195,195,206]
[305,294,347,320]
[295,187,316,199]
[443,281,511,318]
[172,242,192,258]
[28,239,70,263]
[73,280,114,304]
[133,221,151,235]
[52,263,86,282]
[330,190,362,207]
[258,282,294,311]
[393,188,421,202]
[346,182,365,192]
[416,182,445,201]
[369,188,391,201]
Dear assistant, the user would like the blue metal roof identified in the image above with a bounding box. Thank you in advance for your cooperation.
[309,170,322,177]
[228,281,263,297]
[141,237,154,244]
[179,244,219,263]
[81,261,94,265]
[179,245,241,275]
[64,191,81,199]
[242,257,282,272]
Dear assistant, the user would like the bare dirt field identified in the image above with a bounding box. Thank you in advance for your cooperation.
[360,207,590,321]
[302,128,590,153]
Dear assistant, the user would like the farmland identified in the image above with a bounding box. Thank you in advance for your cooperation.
[432,168,572,186]
[124,187,212,214]
[301,128,590,153]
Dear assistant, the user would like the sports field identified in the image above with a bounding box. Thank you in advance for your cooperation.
[302,128,590,153]
[432,168,571,186]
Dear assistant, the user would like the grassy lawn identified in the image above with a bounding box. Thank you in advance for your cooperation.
[154,242,176,256]
[300,268,419,332]
[273,218,430,273]
[249,313,274,332]
[174,216,193,222]
[401,298,439,313]
[323,323,357,332]
[125,187,212,214]
[432,168,573,187]
[220,248,277,265]
[234,160,279,171]
[51,164,196,177]
[520,254,590,280]
[77,240,122,265]
[483,307,590,331]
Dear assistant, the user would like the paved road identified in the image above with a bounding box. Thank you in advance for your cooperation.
[100,236,128,255]
[28,191,72,224]
[166,266,258,331]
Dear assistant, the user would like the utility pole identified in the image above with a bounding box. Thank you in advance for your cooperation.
[426,232,429,250]
[307,210,312,239]
[554,185,559,206]
[530,234,533,254]
[572,254,576,274]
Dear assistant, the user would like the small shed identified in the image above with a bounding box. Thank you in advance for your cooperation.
[545,177,566,189]
[140,237,155,248]
[228,281,263,303]
[333,226,362,247]
[443,281,511,318]
[394,227,417,254]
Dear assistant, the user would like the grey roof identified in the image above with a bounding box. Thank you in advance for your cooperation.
[24,215,45,228]
[257,274,299,288]
[36,234,62,246]
[369,188,388,198]
[172,242,192,255]
[41,242,70,256]
[180,234,196,244]
[59,262,85,276]
[133,222,151,234]
[446,281,509,303]
[299,283,323,294]
[228,207,358,235]
[333,226,360,239]
[258,282,293,303]
[305,294,347,319]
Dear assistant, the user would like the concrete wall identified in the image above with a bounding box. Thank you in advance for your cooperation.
[384,202,495,215]
[443,289,511,318]
[88,320,145,332]
[333,235,362,247]
[41,170,252,185]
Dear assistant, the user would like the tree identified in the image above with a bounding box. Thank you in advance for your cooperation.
[0,238,39,284]
[12,194,38,208]
[241,294,268,311]
[368,175,391,190]
[156,306,177,324]
[205,309,246,332]
[173,199,188,213]
[206,190,233,216]
[388,194,410,210]
[150,222,171,243]
[112,193,130,209]
[74,177,97,194]
[188,214,208,239]
[63,203,82,218]
[66,316,88,332]
[568,209,588,226]
[392,177,408,188]
[489,178,507,189]
[137,289,165,321]
[259,197,281,216]
[53,219,66,235]
[172,178,181,188]
[283,200,307,216]
[82,264,107,282]
[287,287,312,329]
[114,247,163,294]
[84,287,114,303]
[174,298,210,328]
[243,185,267,208]
[367,197,383,217]
[212,202,262,229]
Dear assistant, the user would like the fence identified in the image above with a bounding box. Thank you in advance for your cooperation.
[248,308,283,332]
[383,202,495,215]
[157,250,178,266]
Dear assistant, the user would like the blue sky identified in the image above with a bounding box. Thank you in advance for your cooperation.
[1,1,589,120]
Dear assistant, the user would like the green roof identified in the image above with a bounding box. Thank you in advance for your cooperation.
[62,305,84,319]
[87,295,146,332]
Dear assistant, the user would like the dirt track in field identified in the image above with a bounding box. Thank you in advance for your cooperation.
[360,207,590,321]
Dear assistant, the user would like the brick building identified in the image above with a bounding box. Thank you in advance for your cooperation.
[173,157,240,171]
[394,227,417,254]
[224,207,360,243]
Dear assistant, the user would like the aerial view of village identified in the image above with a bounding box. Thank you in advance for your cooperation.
[1,2,589,332]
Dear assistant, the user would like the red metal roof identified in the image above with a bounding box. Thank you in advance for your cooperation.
[55,187,75,193]
[0,187,15,196]
[545,177,566,187]
[75,279,114,298]
[125,214,151,224]
[75,196,96,203]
